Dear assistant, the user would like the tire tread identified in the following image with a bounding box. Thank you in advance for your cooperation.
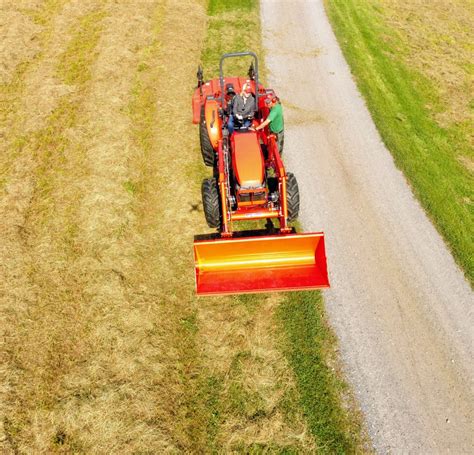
[202,178,221,228]
[286,172,300,221]
[200,110,215,166]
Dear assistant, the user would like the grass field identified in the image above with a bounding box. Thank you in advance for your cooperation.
[325,0,473,284]
[1,0,367,452]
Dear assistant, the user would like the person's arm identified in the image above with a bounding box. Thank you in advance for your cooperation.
[255,106,275,130]
[255,117,270,131]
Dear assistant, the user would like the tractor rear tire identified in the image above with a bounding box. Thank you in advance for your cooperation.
[202,178,221,228]
[286,172,300,221]
[200,109,215,167]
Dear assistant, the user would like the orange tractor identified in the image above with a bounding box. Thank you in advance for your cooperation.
[192,52,329,295]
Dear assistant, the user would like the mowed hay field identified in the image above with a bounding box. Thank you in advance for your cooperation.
[1,1,367,452]
[326,0,474,283]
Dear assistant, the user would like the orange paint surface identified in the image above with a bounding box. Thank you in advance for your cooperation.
[231,132,264,188]
[194,233,329,295]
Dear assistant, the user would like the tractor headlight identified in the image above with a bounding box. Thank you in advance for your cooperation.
[269,192,279,203]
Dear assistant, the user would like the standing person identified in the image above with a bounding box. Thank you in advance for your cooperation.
[227,82,256,134]
[253,95,284,154]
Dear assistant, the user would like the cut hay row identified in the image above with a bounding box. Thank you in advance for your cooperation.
[1,1,170,451]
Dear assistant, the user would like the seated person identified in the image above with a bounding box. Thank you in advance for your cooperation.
[225,83,236,115]
[227,82,256,134]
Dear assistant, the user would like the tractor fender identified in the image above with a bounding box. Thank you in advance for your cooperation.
[204,99,222,149]
[192,87,202,124]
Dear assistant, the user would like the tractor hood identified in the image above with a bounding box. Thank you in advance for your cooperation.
[231,131,264,189]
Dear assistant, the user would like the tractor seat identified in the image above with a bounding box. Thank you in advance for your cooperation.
[231,131,265,189]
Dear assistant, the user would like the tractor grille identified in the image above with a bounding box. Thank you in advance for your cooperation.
[239,193,251,203]
[237,190,267,206]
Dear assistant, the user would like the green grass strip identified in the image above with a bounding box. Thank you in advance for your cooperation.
[325,0,473,284]
[195,1,266,449]
[208,0,253,15]
[203,0,262,80]
[277,291,365,453]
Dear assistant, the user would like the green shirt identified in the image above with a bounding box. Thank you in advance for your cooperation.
[268,102,284,133]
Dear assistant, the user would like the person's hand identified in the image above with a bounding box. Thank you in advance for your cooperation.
[249,126,256,131]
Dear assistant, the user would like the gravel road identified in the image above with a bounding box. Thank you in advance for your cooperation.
[260,1,473,452]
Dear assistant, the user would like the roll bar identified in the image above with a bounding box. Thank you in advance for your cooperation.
[219,51,259,113]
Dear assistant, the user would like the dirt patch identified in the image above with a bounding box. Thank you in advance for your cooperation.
[457,154,474,174]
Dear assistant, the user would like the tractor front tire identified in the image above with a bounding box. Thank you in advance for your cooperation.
[286,172,300,221]
[202,178,221,228]
[200,110,215,167]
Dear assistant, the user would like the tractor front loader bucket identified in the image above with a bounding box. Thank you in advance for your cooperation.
[194,232,329,295]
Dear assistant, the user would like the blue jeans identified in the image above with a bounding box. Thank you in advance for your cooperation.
[227,115,252,134]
